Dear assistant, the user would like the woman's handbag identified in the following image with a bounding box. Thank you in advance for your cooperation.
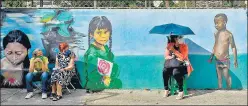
[164,58,185,68]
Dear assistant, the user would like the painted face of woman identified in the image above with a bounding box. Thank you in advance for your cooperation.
[4,42,28,65]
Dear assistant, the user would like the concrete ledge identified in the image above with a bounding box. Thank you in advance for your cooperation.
[1,88,247,105]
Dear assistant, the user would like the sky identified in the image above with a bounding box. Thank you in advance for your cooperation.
[1,9,247,57]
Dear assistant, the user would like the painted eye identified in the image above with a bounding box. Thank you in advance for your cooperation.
[15,51,23,55]
[104,31,109,34]
[6,51,12,55]
[97,32,101,35]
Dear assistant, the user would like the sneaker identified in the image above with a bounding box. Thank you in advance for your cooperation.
[176,91,184,100]
[25,92,34,99]
[42,93,47,99]
[163,90,170,97]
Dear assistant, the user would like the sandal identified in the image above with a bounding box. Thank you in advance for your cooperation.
[56,95,63,100]
[50,93,56,100]
[52,95,62,101]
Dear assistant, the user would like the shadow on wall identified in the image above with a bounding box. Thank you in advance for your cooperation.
[75,61,85,89]
[187,60,243,89]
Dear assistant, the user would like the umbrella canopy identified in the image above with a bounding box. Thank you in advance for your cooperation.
[149,23,195,36]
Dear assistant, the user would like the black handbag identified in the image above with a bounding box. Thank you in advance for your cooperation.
[164,58,185,68]
[164,50,185,68]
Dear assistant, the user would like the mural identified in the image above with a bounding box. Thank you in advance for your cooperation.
[1,30,31,87]
[0,9,247,90]
[40,9,86,63]
[209,13,238,89]
[82,16,122,91]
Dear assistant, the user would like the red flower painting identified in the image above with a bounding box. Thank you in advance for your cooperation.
[98,60,111,75]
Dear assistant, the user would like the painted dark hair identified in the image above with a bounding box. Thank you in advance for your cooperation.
[167,35,182,44]
[88,16,112,51]
[215,13,228,23]
[3,30,31,69]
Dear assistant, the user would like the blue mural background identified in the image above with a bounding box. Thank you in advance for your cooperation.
[1,9,247,89]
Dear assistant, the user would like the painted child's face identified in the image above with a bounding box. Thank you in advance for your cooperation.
[4,42,28,65]
[214,17,226,30]
[92,28,110,45]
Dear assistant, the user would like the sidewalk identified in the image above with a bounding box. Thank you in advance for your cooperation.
[1,88,247,105]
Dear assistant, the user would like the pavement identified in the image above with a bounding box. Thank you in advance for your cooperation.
[0,88,247,105]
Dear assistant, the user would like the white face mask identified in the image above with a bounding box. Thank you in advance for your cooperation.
[178,38,184,44]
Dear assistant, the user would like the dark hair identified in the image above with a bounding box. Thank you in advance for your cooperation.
[88,16,112,51]
[215,13,228,23]
[3,30,31,69]
[167,35,182,44]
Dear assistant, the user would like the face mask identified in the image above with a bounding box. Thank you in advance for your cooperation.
[178,38,184,44]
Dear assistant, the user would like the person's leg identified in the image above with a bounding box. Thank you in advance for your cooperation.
[163,68,172,97]
[163,68,172,90]
[52,83,56,93]
[25,72,36,99]
[50,83,57,100]
[216,66,223,89]
[41,72,49,93]
[223,67,231,89]
[25,72,34,92]
[172,67,184,100]
[50,71,57,94]
[56,81,63,96]
[50,71,57,100]
[172,68,184,92]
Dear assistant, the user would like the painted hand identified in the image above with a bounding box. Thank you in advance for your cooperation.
[234,61,238,68]
[208,58,213,63]
[102,76,111,87]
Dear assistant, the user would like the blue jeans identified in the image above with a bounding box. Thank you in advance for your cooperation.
[26,72,49,93]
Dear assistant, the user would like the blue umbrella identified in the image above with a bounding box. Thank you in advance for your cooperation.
[149,23,195,36]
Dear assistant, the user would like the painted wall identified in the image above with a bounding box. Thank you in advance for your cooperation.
[1,9,247,89]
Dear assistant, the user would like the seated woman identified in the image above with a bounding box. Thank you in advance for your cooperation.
[50,42,75,101]
[163,35,193,100]
[25,49,49,99]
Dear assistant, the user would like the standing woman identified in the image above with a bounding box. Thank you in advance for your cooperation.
[50,42,75,101]
[163,35,193,100]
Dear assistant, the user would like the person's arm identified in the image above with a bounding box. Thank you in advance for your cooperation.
[55,55,59,69]
[29,58,35,72]
[209,32,217,62]
[41,57,49,72]
[172,44,188,61]
[229,33,238,68]
[1,59,4,69]
[165,48,174,60]
[165,43,174,60]
[63,53,75,71]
